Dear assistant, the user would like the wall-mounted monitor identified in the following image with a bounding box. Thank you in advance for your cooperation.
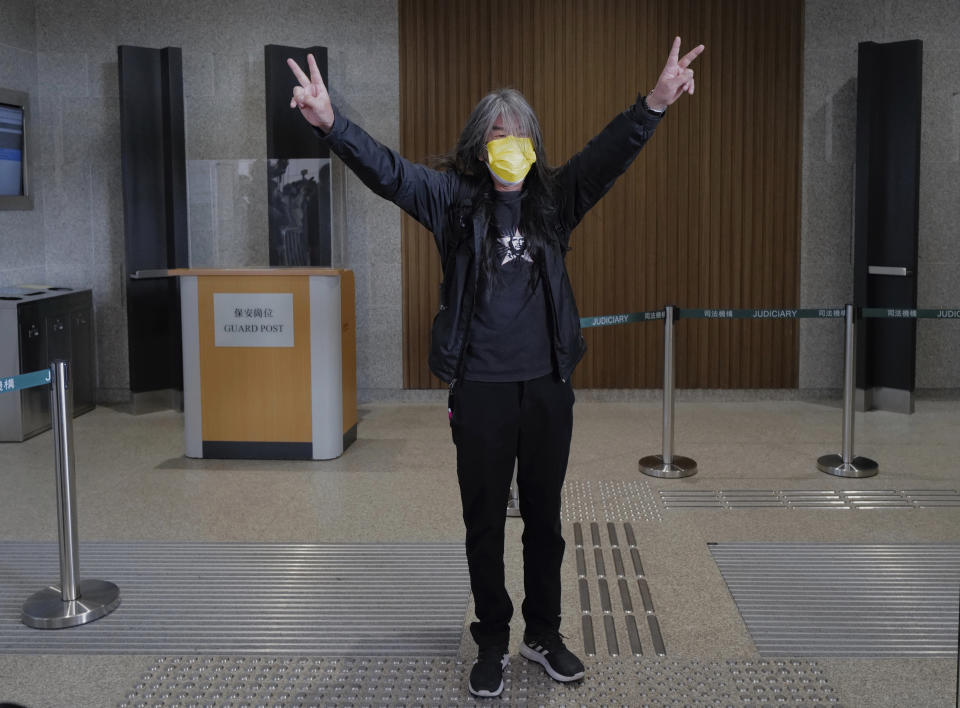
[0,87,32,210]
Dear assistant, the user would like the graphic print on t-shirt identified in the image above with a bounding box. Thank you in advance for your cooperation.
[497,229,534,266]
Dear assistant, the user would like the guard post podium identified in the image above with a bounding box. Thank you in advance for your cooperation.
[170,268,357,460]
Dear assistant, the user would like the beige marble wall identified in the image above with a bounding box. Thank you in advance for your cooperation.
[0,0,402,401]
[801,0,960,389]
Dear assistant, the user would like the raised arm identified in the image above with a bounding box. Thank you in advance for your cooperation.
[287,54,455,233]
[558,37,704,230]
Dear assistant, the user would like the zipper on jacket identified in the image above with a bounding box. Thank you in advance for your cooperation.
[538,259,567,382]
[448,210,485,390]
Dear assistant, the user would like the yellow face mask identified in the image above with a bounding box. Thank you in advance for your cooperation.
[485,136,536,186]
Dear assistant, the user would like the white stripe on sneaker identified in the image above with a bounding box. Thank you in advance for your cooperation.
[520,643,584,682]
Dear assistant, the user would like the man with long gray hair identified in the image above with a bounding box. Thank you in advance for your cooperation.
[289,36,703,697]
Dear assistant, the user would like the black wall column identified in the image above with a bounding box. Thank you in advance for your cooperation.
[853,40,923,413]
[118,46,189,395]
[264,44,332,267]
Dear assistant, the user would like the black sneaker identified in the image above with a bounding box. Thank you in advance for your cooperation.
[520,632,585,682]
[468,646,509,697]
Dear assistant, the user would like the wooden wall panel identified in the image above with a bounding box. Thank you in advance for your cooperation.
[398,0,803,389]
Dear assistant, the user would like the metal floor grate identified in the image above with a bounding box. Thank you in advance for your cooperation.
[662,488,960,510]
[562,479,662,522]
[117,655,841,707]
[0,542,469,656]
[711,543,960,657]
[573,522,666,658]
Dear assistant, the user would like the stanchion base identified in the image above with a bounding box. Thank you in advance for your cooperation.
[639,455,697,479]
[22,579,120,629]
[816,454,879,478]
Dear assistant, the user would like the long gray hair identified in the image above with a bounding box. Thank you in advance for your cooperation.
[438,88,560,293]
[445,88,554,182]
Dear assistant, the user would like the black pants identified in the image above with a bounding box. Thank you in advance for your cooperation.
[450,373,574,650]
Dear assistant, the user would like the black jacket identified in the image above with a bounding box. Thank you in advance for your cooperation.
[320,96,662,384]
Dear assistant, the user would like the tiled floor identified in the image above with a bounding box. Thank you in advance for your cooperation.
[0,396,958,706]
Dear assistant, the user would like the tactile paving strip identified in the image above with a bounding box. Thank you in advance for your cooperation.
[562,479,662,522]
[573,522,666,658]
[661,488,960,510]
[0,542,469,655]
[117,655,842,706]
[711,542,960,657]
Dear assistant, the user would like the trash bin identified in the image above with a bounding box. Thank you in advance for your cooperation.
[0,286,94,441]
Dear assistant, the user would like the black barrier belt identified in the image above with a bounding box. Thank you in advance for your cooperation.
[862,308,960,319]
[581,306,960,329]
[580,310,666,328]
[678,308,847,320]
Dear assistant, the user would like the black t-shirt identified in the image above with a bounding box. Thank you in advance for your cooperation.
[464,190,554,382]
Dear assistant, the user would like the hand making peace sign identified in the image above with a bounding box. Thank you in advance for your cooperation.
[287,53,335,133]
[647,37,705,111]
[289,36,704,131]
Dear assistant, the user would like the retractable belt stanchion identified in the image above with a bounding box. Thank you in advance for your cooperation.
[21,360,121,629]
[640,305,697,478]
[816,305,879,478]
[558,303,955,483]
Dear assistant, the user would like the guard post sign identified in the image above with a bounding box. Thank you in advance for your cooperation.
[213,293,295,348]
